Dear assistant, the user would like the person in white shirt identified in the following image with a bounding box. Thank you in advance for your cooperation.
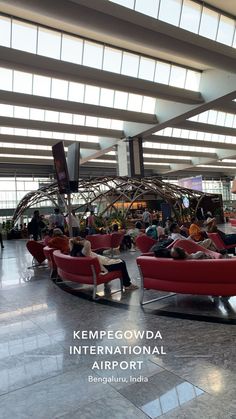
[142,209,152,225]
[49,208,65,232]
[169,222,217,250]
[69,238,139,291]
[66,210,80,237]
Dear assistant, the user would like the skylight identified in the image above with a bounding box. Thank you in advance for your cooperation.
[0,126,100,143]
[0,14,201,91]
[189,110,236,128]
[0,67,157,114]
[143,141,215,154]
[153,127,236,145]
[109,0,236,49]
[0,104,124,131]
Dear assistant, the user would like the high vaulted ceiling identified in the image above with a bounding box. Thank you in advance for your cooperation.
[0,0,235,179]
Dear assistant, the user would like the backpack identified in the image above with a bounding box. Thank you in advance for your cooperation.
[146,226,158,240]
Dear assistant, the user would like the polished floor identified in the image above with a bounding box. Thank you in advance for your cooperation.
[1,238,236,418]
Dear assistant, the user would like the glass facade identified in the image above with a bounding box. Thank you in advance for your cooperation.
[0,178,50,210]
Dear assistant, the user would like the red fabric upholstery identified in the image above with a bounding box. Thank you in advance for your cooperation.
[26,240,46,264]
[43,246,57,270]
[207,232,236,250]
[86,234,111,252]
[136,234,157,253]
[137,256,236,296]
[86,233,124,253]
[110,232,124,249]
[172,239,222,259]
[53,250,122,286]
[229,219,236,227]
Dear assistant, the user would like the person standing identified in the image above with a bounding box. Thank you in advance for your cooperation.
[87,210,96,235]
[49,208,65,233]
[142,208,152,226]
[67,210,80,237]
[0,223,4,249]
[28,210,45,241]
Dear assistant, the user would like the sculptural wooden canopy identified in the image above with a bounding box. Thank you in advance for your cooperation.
[12,176,223,224]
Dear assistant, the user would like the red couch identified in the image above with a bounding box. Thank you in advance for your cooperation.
[229,219,236,227]
[53,250,123,299]
[172,239,222,259]
[207,232,236,251]
[86,233,123,254]
[138,239,222,258]
[137,255,236,305]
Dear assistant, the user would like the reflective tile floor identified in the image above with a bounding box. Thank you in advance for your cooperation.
[1,239,236,418]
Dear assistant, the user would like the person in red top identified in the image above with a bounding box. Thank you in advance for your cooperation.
[87,211,96,235]
[48,228,69,253]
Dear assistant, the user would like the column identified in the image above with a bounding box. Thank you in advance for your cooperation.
[117,138,144,178]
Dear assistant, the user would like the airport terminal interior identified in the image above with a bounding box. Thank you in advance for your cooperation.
[1,0,236,418]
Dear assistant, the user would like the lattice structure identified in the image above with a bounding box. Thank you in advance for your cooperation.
[12,176,221,224]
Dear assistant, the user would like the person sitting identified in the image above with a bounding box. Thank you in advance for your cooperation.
[125,221,143,251]
[43,229,53,246]
[169,222,217,251]
[112,223,119,232]
[146,219,165,241]
[103,223,122,255]
[206,217,236,246]
[154,246,214,260]
[179,223,189,238]
[48,228,69,253]
[189,217,207,242]
[69,237,138,291]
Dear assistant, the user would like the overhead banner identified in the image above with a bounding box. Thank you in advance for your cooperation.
[178,176,203,191]
[52,141,70,194]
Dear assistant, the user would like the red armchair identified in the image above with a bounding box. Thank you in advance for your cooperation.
[137,255,236,305]
[43,246,57,278]
[53,250,123,299]
[136,234,157,253]
[26,240,46,265]
[110,232,124,256]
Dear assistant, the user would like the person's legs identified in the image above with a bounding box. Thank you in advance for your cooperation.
[72,227,80,237]
[0,233,4,248]
[33,231,38,241]
[104,261,131,287]
[223,234,236,245]
[199,238,217,251]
